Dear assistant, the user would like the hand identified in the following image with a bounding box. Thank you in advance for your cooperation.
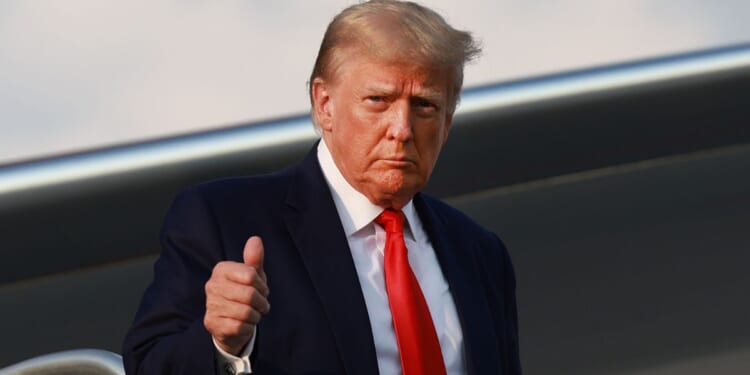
[204,236,270,355]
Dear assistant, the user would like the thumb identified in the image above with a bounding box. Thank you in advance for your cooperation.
[243,236,265,275]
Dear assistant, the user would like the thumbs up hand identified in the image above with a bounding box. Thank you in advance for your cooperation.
[204,236,271,356]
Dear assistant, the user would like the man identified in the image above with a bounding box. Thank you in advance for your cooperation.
[123,1,521,374]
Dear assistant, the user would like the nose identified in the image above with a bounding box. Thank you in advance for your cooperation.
[385,100,413,142]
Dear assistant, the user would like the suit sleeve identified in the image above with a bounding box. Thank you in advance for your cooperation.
[122,187,225,374]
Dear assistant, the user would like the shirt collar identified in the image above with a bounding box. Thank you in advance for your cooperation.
[317,140,419,240]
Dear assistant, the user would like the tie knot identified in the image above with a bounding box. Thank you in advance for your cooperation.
[375,209,405,234]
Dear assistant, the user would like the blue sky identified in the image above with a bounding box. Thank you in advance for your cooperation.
[1,0,749,164]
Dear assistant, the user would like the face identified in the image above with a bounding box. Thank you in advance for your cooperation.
[312,53,454,209]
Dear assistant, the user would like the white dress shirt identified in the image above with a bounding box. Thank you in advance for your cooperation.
[216,140,466,374]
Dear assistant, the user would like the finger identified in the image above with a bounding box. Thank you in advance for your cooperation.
[206,278,270,314]
[211,298,265,324]
[242,307,263,325]
[212,261,249,283]
[243,236,265,277]
[225,267,269,297]
[219,262,264,289]
[253,277,271,298]
[213,287,269,315]
[248,288,271,314]
[209,280,268,306]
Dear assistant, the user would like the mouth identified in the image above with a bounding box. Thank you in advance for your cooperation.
[380,157,415,168]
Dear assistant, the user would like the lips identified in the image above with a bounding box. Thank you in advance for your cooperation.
[380,157,415,168]
[382,153,413,160]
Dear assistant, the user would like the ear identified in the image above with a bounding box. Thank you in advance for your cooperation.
[312,77,334,131]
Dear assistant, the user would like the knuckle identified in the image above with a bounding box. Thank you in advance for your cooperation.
[247,287,257,300]
[237,304,252,320]
[204,280,215,295]
[248,310,262,325]
[212,262,227,274]
[204,315,216,332]
[240,267,255,284]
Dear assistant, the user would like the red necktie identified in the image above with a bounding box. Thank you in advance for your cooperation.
[376,209,447,375]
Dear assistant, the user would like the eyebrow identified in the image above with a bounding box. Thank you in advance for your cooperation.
[363,84,398,95]
[363,84,444,102]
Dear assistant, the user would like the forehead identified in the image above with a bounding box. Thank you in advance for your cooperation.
[333,49,451,95]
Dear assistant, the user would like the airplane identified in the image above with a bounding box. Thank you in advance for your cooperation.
[1,43,749,375]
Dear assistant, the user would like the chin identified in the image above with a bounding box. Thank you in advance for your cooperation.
[380,180,423,199]
[365,171,425,201]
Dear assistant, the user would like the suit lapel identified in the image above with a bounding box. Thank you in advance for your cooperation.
[414,194,503,375]
[284,147,379,375]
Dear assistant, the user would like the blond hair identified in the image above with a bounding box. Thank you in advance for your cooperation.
[309,0,481,119]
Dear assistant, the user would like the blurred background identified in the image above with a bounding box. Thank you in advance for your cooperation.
[1,1,750,374]
[2,0,749,164]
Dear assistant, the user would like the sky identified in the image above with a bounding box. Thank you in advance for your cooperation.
[1,1,749,164]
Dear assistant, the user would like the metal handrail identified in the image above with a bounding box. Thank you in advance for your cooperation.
[0,349,124,375]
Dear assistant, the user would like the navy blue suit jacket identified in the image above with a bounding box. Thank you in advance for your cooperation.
[123,145,521,374]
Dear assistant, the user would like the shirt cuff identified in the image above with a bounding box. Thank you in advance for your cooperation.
[213,331,256,374]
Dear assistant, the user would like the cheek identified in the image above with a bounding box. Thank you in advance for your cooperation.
[336,132,373,175]
[348,114,388,148]
[417,126,447,155]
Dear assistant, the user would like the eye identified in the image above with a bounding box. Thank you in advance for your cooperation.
[412,97,438,112]
[364,95,389,111]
